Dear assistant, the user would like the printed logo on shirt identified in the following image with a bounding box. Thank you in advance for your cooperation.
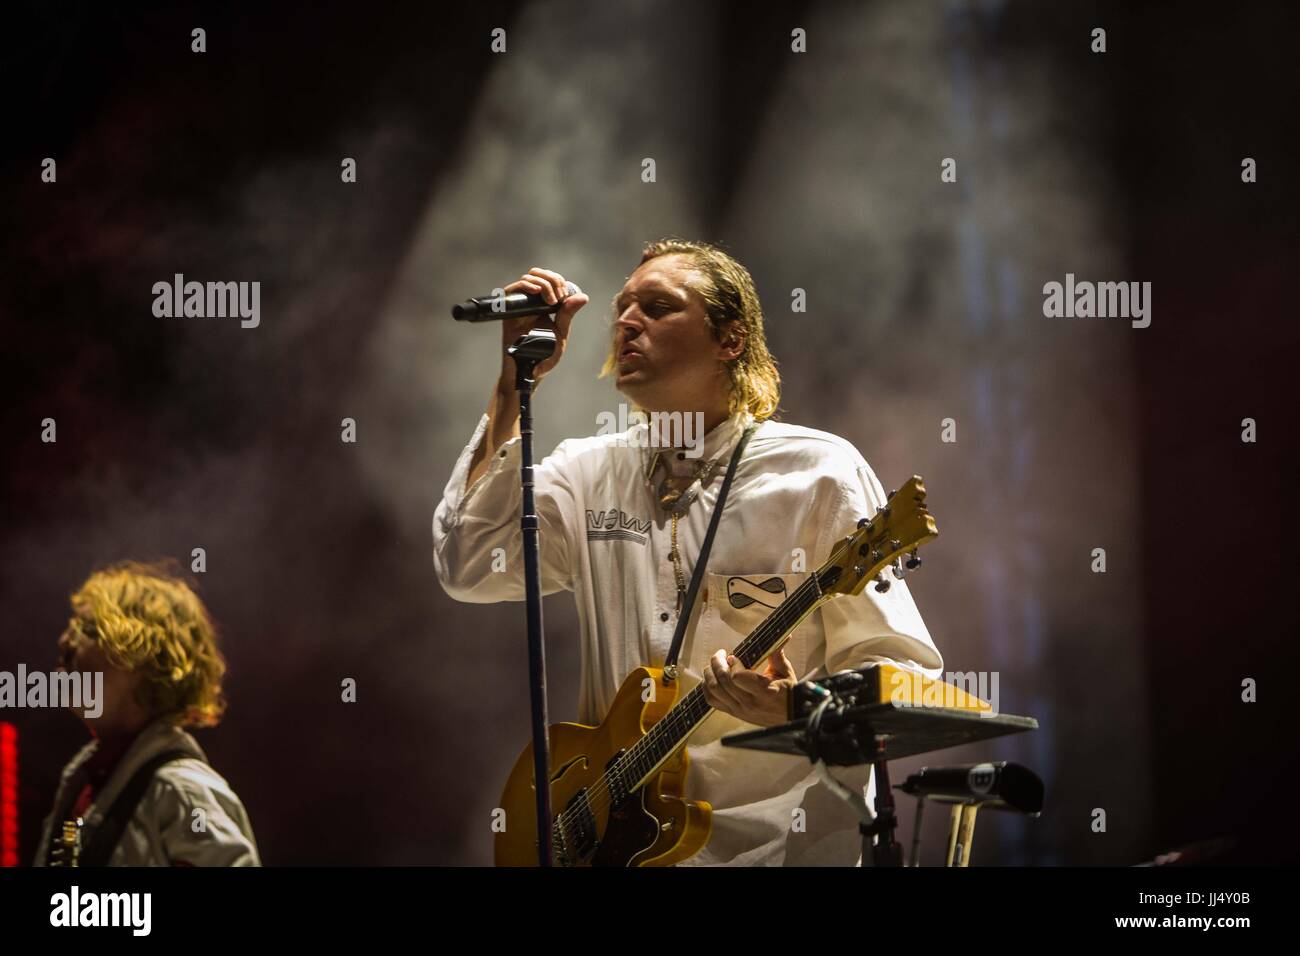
[702,571,811,680]
[725,575,788,610]
[586,508,651,545]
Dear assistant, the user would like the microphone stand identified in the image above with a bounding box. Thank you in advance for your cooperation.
[507,327,558,867]
[865,741,904,866]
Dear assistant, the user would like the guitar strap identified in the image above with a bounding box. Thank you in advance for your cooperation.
[662,422,757,683]
[78,749,199,866]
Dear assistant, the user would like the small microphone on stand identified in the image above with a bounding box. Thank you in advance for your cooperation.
[452,282,583,322]
[897,762,1044,815]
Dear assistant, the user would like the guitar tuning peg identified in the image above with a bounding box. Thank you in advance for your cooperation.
[887,489,896,500]
[857,517,869,529]
[905,550,922,570]
[890,558,906,580]
[873,572,892,593]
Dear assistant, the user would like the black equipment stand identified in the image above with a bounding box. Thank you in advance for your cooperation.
[508,327,558,867]
[864,737,903,866]
[724,669,1039,867]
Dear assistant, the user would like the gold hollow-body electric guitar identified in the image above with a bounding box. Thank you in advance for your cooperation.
[495,476,939,867]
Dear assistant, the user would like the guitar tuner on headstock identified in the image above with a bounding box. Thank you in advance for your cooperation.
[822,476,938,598]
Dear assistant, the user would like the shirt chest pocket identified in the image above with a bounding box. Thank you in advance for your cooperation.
[691,570,815,679]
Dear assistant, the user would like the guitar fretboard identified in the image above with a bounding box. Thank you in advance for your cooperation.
[603,565,841,803]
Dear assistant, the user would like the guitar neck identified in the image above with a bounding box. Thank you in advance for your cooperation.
[622,568,839,793]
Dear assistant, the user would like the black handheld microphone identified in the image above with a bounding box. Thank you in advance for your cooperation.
[451,281,583,322]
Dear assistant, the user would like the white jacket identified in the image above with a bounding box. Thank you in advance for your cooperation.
[434,409,943,865]
[34,718,260,867]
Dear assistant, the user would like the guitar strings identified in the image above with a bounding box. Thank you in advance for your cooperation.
[552,575,826,856]
[623,576,820,779]
[551,577,820,854]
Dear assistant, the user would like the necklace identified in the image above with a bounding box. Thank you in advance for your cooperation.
[653,454,721,614]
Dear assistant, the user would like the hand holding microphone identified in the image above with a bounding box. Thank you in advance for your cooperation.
[456,267,590,490]
[487,267,588,391]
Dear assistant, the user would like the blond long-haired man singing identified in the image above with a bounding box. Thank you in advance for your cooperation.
[434,239,942,866]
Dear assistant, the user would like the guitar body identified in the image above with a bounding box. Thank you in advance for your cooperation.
[495,665,712,866]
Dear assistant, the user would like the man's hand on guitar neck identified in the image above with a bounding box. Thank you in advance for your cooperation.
[702,648,796,728]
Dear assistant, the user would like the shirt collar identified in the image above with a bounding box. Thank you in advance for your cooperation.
[641,408,755,477]
[697,409,753,463]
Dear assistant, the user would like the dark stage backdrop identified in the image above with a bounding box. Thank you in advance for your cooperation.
[2,1,1296,865]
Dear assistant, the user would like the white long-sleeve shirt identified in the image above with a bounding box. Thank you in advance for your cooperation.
[34,718,261,867]
[433,408,943,866]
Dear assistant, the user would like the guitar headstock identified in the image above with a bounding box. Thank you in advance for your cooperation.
[818,476,938,596]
